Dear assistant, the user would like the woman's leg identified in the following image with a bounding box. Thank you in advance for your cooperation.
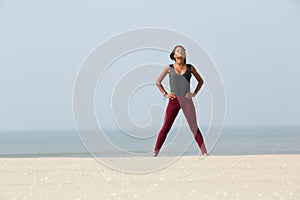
[178,96,208,155]
[154,97,181,156]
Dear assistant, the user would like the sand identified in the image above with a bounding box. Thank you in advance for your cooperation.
[0,154,299,199]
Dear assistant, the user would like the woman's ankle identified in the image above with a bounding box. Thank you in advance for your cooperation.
[153,150,159,157]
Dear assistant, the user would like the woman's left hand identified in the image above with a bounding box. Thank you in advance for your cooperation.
[185,92,196,99]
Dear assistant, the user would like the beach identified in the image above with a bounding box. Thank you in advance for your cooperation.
[0,154,299,199]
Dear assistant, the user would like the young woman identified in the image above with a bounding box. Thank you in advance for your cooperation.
[153,45,209,157]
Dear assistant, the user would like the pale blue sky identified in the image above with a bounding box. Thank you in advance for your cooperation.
[1,0,300,131]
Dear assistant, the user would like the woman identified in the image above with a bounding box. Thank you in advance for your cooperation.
[153,45,209,157]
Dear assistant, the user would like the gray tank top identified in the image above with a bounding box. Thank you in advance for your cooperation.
[169,64,192,96]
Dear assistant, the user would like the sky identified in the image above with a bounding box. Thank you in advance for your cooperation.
[1,0,300,131]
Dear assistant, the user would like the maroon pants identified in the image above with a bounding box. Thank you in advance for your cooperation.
[154,96,207,155]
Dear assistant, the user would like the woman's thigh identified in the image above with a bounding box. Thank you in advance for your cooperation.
[177,97,198,132]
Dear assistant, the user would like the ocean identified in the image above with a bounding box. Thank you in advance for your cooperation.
[0,126,299,158]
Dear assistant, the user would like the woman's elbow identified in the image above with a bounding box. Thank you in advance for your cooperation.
[155,81,162,87]
[198,79,204,85]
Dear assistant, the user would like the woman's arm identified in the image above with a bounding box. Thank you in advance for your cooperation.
[155,65,170,96]
[186,65,204,99]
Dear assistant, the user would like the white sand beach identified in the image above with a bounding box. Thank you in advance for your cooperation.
[0,155,299,199]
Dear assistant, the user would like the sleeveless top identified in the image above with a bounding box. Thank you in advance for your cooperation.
[169,64,192,96]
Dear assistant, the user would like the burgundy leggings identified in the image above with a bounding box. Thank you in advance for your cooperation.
[154,96,207,155]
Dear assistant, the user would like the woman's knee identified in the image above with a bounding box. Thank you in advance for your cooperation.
[190,127,198,134]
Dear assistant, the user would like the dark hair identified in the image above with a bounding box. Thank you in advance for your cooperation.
[169,45,186,64]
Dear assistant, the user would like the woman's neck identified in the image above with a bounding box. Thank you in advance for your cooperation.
[175,59,185,66]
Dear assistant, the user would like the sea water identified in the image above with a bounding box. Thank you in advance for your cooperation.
[0,126,299,157]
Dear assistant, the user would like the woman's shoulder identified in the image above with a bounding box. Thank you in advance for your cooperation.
[187,63,195,69]
[167,64,174,71]
[161,64,171,73]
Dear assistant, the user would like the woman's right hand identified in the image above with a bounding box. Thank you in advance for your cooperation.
[165,92,176,100]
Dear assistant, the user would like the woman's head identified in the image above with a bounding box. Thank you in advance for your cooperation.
[169,45,186,63]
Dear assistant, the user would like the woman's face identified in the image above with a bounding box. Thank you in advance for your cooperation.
[174,46,186,59]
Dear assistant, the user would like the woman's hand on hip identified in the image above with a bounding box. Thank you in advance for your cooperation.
[166,92,176,100]
[185,92,196,99]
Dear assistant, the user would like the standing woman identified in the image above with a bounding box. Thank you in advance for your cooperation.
[153,45,209,157]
